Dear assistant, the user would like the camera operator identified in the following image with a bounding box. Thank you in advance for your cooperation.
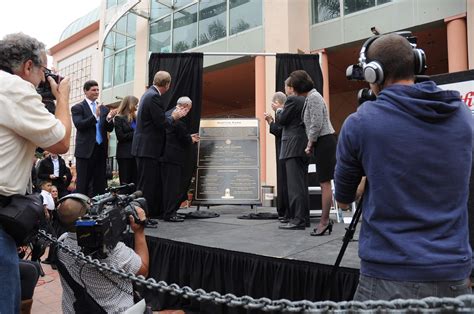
[0,33,71,313]
[56,195,149,313]
[335,33,473,300]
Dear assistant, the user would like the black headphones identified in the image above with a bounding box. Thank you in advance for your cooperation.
[358,32,427,84]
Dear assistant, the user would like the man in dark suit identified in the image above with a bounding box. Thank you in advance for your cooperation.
[132,71,185,218]
[264,92,290,221]
[72,80,115,197]
[275,78,309,230]
[37,152,72,198]
[161,97,200,222]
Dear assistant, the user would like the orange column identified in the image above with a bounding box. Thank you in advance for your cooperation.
[445,15,468,72]
[255,56,266,184]
[319,50,331,111]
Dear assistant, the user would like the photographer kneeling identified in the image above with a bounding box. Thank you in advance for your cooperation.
[56,195,149,313]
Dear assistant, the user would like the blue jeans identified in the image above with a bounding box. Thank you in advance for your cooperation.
[354,274,472,301]
[0,226,20,313]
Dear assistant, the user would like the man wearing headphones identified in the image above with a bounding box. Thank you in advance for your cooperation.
[335,33,473,300]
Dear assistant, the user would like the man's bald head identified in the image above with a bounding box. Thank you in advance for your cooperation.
[57,198,90,232]
[366,33,415,83]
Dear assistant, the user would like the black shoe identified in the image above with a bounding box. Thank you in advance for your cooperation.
[278,217,290,223]
[165,216,184,222]
[278,223,305,230]
[145,220,158,228]
[147,219,159,225]
[176,213,186,219]
[310,221,333,236]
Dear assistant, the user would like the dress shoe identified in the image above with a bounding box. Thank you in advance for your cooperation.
[147,219,159,225]
[145,220,158,228]
[176,213,186,219]
[310,221,333,236]
[278,217,290,223]
[278,222,305,230]
[164,216,184,222]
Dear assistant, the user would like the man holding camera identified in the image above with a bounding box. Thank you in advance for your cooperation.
[335,33,473,300]
[56,195,149,313]
[0,33,71,313]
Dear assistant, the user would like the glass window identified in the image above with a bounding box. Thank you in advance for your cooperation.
[150,1,172,20]
[114,50,126,86]
[150,16,172,52]
[199,0,227,45]
[229,0,262,35]
[104,33,114,57]
[125,48,135,82]
[126,14,137,45]
[173,4,197,52]
[106,0,116,9]
[174,0,194,8]
[103,57,113,89]
[312,0,340,24]
[344,0,375,15]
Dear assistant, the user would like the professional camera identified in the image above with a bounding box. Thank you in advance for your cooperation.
[37,71,63,113]
[74,184,147,258]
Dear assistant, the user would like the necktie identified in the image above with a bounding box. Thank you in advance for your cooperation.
[92,101,103,145]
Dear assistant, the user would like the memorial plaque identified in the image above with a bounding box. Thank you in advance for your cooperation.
[194,119,260,205]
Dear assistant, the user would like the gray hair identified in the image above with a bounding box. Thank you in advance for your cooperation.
[272,91,287,105]
[177,96,192,106]
[0,33,46,72]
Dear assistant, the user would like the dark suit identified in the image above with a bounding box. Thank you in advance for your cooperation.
[161,108,193,219]
[132,86,173,218]
[276,96,309,226]
[269,120,289,218]
[72,99,114,197]
[37,156,72,198]
[114,115,137,188]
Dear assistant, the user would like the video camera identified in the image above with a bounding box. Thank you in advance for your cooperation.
[75,183,147,258]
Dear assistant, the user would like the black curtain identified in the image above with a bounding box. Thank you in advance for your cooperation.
[139,236,359,313]
[275,53,323,95]
[148,53,203,201]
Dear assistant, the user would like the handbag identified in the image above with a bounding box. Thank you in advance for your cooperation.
[0,193,44,246]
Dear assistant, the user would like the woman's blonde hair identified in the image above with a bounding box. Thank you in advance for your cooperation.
[117,95,139,123]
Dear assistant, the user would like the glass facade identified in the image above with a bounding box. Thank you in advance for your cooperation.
[103,13,136,89]
[312,0,340,23]
[149,0,263,53]
[173,4,198,52]
[106,0,126,9]
[311,0,392,24]
[229,0,262,35]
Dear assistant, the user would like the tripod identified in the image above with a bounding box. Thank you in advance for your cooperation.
[327,195,363,300]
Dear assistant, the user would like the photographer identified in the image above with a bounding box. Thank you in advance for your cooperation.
[335,33,473,300]
[0,33,71,313]
[56,195,149,313]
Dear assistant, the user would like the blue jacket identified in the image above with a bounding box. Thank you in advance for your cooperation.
[335,81,473,281]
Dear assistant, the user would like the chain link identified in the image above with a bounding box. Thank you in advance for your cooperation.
[38,230,474,313]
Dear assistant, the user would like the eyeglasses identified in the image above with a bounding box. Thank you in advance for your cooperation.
[41,66,52,75]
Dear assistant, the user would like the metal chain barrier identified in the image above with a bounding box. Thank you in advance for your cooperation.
[38,229,474,313]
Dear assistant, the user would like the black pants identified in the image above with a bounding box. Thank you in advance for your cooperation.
[161,163,183,219]
[117,157,137,191]
[276,158,289,217]
[76,143,107,197]
[284,157,309,225]
[19,261,39,300]
[136,157,162,218]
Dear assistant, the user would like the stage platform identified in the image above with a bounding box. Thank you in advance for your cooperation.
[141,205,361,313]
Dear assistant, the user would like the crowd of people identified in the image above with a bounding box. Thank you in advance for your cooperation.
[0,30,473,313]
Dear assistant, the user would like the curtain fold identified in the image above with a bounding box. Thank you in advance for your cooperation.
[148,52,203,202]
[142,236,359,313]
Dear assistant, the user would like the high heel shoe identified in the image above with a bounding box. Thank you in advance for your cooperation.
[310,221,333,236]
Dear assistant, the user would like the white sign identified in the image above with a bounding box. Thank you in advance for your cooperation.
[438,80,474,113]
